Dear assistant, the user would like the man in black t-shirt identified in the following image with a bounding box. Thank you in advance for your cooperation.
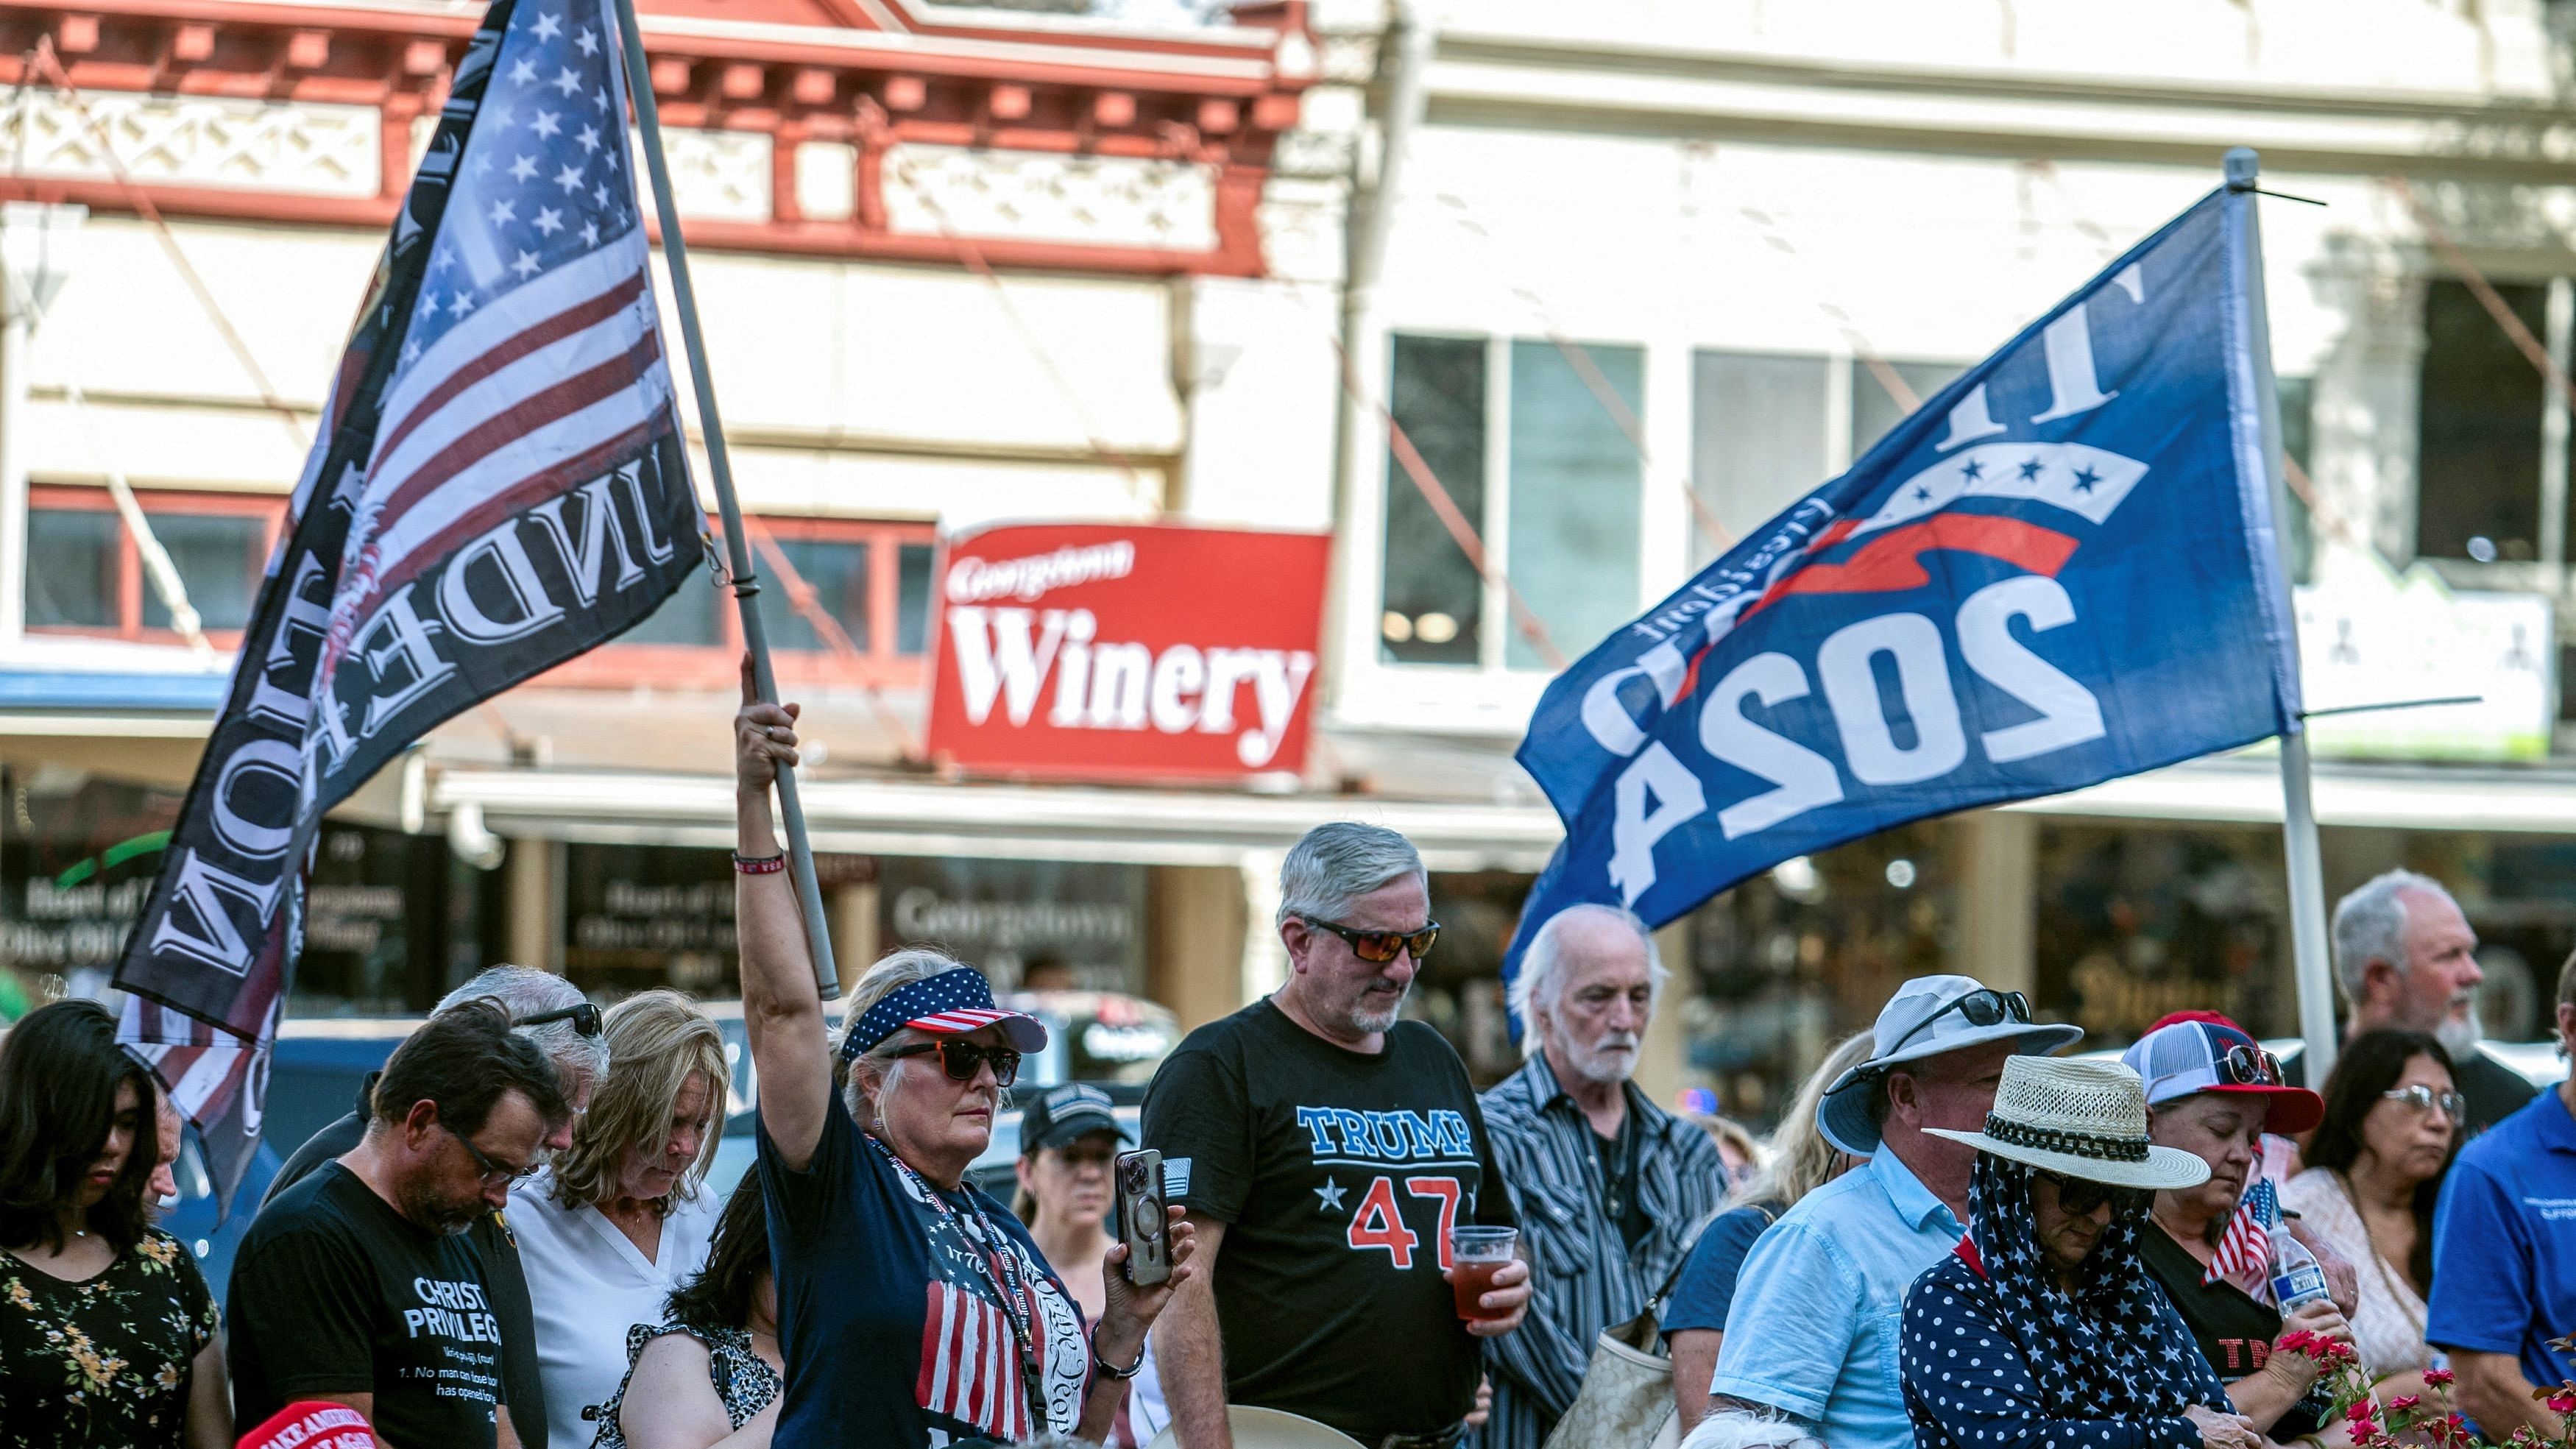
[2322,871,2538,1136]
[258,968,605,1449]
[1144,823,1529,1449]
[230,1001,569,1448]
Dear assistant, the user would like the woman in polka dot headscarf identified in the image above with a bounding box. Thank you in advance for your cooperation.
[1896,1055,2257,1449]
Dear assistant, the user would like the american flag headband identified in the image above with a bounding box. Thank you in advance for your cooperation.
[841,967,1012,1063]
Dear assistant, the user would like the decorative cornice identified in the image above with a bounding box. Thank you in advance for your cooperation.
[0,0,1320,276]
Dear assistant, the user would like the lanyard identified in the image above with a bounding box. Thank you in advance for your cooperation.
[870,1137,1047,1429]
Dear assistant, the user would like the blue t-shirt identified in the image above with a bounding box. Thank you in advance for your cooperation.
[1660,1202,1780,1338]
[758,1105,1091,1447]
[2427,1084,2576,1396]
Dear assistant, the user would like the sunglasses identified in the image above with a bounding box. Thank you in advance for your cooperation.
[2382,1084,2466,1122]
[2217,1042,2285,1088]
[887,1038,1022,1087]
[1297,914,1441,965]
[1888,988,2032,1055]
[2034,1169,2145,1219]
[516,1002,603,1037]
[443,1122,541,1187]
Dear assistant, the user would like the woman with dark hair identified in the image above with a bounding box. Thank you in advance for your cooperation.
[2281,1029,2459,1394]
[593,1171,781,1449]
[0,999,229,1448]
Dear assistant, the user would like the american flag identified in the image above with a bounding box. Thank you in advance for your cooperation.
[116,0,696,1214]
[2206,1175,2279,1289]
[916,1280,1038,1442]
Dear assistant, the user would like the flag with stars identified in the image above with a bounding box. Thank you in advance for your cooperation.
[1503,185,2304,1016]
[113,0,703,1213]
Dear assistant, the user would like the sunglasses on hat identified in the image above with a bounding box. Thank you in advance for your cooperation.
[515,1002,603,1037]
[1298,914,1440,965]
[1887,988,2032,1056]
[887,1038,1022,1087]
[2217,1041,2284,1088]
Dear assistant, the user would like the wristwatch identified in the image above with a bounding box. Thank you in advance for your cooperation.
[1091,1333,1147,1381]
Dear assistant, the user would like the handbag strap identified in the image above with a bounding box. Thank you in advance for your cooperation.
[1646,1200,1777,1317]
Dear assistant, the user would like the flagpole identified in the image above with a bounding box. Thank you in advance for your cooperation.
[607,0,841,1000]
[2226,146,2335,1084]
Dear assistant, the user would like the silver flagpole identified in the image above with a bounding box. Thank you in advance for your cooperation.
[2226,146,2334,1083]
[607,0,841,999]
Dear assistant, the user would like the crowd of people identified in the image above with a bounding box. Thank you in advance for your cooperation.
[3,691,2575,1449]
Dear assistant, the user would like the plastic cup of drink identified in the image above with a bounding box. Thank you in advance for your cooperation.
[1449,1225,1518,1322]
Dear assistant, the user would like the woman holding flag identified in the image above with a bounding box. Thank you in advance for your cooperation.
[729,663,1195,1447]
[2120,1016,2351,1442]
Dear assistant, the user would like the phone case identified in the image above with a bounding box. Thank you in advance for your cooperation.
[1115,1148,1170,1288]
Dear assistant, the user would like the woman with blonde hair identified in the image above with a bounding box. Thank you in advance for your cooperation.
[1663,1030,1875,1433]
[513,988,729,1449]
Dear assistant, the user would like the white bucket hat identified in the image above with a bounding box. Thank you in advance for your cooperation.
[1925,1055,2211,1191]
[1819,974,2084,1156]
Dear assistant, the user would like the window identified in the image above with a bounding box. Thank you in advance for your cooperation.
[2416,277,2557,564]
[1379,333,1644,670]
[1381,334,1486,665]
[1851,358,1965,459]
[24,488,283,643]
[559,515,938,689]
[1693,352,1828,561]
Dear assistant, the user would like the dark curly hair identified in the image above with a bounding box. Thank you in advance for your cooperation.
[665,1169,769,1331]
[0,999,160,1253]
[2304,1028,2457,1292]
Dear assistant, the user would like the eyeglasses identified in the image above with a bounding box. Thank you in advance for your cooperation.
[886,1038,1022,1087]
[1886,988,2032,1056]
[2217,1043,2285,1088]
[1296,915,1441,965]
[2034,1169,2145,1219]
[2382,1084,2466,1122]
[515,1002,603,1037]
[442,1123,542,1187]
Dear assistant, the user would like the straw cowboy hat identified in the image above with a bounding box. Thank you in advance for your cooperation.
[1147,1407,1367,1449]
[1925,1055,2211,1190]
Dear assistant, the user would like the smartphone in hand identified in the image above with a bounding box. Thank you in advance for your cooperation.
[1114,1148,1170,1288]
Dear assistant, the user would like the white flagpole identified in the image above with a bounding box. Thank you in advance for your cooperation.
[2226,146,2335,1083]
[606,0,841,999]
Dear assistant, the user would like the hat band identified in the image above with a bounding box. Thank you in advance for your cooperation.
[1981,1113,2149,1163]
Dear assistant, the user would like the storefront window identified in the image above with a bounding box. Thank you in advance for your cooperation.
[2035,821,2290,1046]
[879,856,1147,994]
[1680,821,1957,1130]
[565,843,741,999]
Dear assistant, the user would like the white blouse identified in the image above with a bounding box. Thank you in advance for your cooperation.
[509,1167,722,1449]
[2278,1166,2435,1378]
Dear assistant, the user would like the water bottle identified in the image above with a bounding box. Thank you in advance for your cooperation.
[2268,1222,2332,1309]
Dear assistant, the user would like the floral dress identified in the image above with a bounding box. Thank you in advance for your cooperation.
[1,1230,219,1448]
[590,1319,780,1449]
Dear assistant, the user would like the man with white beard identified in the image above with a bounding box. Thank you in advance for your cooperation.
[2324,869,2536,1137]
[1474,904,1728,1449]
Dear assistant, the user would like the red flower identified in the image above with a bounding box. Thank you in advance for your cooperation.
[2546,1389,2576,1416]
[2426,1369,2457,1389]
[2390,1395,2422,1411]
[2348,1403,2380,1425]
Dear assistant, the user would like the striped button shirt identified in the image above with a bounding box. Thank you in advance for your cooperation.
[1473,1053,1727,1449]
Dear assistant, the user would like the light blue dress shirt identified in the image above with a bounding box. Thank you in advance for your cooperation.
[1709,1147,1965,1449]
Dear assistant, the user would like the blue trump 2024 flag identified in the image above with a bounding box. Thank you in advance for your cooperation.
[1507,186,2300,988]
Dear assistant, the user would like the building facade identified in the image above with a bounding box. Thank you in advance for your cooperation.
[8,0,2576,1124]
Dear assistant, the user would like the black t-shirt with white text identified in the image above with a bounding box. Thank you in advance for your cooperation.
[228,1162,510,1448]
[2140,1223,2327,1440]
[1141,999,1515,1442]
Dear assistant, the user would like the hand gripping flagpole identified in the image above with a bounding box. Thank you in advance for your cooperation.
[2226,146,2335,1084]
[608,0,841,1000]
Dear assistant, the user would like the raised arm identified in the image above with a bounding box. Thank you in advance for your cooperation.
[734,659,831,1170]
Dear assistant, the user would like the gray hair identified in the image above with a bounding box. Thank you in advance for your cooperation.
[436,965,608,1085]
[2331,869,2450,1000]
[1508,903,1667,1059]
[837,948,980,1126]
[1275,821,1426,929]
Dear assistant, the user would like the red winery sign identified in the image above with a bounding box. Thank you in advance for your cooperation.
[926,522,1333,781]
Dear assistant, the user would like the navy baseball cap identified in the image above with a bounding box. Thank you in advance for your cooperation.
[1019,1083,1127,1155]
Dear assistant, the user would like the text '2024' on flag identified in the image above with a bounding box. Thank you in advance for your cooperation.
[1506,185,2302,997]
[112,0,703,1211]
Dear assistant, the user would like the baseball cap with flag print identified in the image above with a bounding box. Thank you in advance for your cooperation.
[838,966,1050,1063]
[2117,1012,2323,1135]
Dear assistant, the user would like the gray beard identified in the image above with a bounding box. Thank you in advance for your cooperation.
[1566,1041,1639,1085]
[2436,1007,2484,1060]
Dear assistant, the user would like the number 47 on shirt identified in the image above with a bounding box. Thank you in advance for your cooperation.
[1346,1176,1462,1270]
